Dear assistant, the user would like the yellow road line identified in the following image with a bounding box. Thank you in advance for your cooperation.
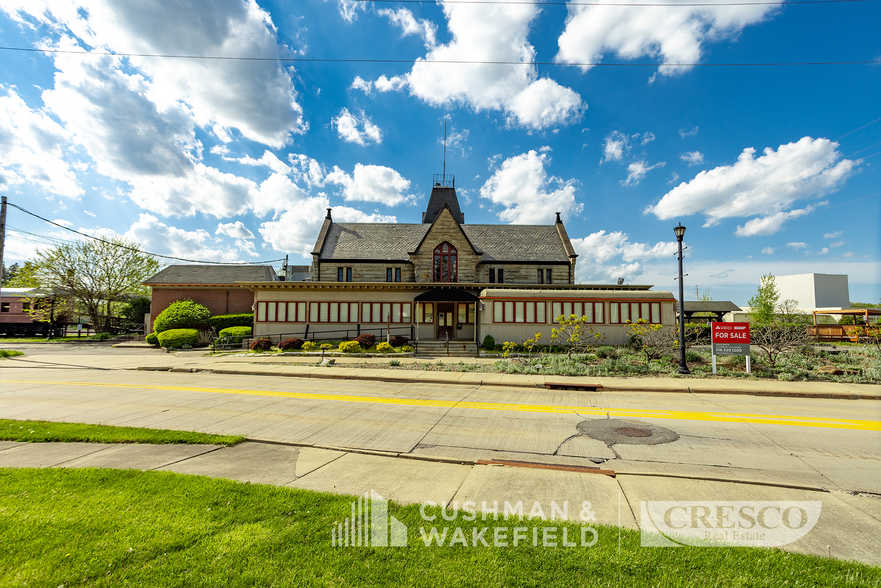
[2,378,879,431]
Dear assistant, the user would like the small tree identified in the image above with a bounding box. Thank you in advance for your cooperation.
[628,319,677,365]
[748,274,780,325]
[751,323,812,368]
[550,314,604,360]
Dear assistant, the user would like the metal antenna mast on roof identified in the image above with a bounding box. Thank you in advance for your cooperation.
[442,121,447,179]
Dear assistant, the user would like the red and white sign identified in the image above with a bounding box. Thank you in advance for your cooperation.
[712,322,750,344]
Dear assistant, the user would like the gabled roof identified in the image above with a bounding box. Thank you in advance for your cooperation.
[462,225,571,263]
[143,264,279,286]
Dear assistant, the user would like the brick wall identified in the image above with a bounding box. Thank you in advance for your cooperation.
[149,287,254,332]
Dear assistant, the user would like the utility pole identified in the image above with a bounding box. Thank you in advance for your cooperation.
[0,196,7,294]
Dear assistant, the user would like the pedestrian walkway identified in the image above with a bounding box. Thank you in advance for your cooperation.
[1,439,877,566]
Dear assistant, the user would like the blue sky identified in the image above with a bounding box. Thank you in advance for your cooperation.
[0,0,878,306]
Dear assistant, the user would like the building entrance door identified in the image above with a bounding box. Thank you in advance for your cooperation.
[436,303,455,340]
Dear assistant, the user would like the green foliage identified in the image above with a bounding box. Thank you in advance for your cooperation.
[320,343,333,350]
[838,315,862,325]
[482,334,496,350]
[91,332,113,340]
[389,359,401,366]
[2,260,40,287]
[157,328,200,349]
[628,319,677,365]
[207,313,253,332]
[339,341,363,353]
[153,300,210,333]
[218,326,251,340]
[302,341,316,351]
[402,345,414,353]
[376,341,393,353]
[748,274,780,325]
[249,338,273,351]
[145,332,159,346]
[501,341,518,358]
[121,296,151,323]
[0,418,244,445]
[595,345,619,359]
[0,350,25,358]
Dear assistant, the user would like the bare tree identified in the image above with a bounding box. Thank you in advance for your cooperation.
[751,323,812,369]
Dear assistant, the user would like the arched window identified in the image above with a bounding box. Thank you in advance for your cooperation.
[433,242,457,282]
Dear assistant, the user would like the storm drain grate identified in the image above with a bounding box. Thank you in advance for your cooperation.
[545,382,603,392]
[616,427,652,438]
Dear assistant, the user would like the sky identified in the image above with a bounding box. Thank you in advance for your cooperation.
[0,0,878,306]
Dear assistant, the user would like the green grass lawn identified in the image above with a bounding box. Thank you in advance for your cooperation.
[0,468,877,587]
[0,350,24,358]
[0,419,244,446]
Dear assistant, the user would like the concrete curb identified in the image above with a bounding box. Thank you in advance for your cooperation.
[134,365,881,400]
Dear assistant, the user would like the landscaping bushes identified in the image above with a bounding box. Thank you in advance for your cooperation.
[354,334,376,349]
[207,313,253,332]
[218,326,251,345]
[153,300,210,333]
[145,332,159,346]
[278,338,304,351]
[376,342,393,354]
[250,338,273,351]
[482,335,495,351]
[157,329,200,349]
[389,335,408,347]
[339,341,363,353]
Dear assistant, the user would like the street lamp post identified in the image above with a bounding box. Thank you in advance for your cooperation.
[674,223,690,374]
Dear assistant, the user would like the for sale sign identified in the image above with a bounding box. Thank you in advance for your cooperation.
[711,322,750,355]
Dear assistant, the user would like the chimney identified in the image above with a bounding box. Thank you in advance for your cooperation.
[326,207,332,220]
[555,212,562,224]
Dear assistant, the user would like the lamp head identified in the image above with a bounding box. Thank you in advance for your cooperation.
[673,223,686,241]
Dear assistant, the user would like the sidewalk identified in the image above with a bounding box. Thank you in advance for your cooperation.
[1,438,877,566]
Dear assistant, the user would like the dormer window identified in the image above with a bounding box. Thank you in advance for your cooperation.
[433,242,457,282]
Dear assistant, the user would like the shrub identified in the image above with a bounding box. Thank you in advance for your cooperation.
[595,345,618,359]
[402,345,414,353]
[218,326,251,344]
[354,334,376,349]
[250,338,273,351]
[157,328,200,349]
[339,341,363,353]
[278,338,304,351]
[302,341,316,351]
[389,359,401,367]
[92,332,113,340]
[196,329,216,347]
[320,343,333,350]
[376,342,393,354]
[684,349,704,363]
[389,335,408,347]
[153,300,210,333]
[207,313,253,332]
[482,335,496,351]
[145,332,159,346]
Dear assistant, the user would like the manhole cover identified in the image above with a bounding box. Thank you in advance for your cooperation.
[576,418,679,446]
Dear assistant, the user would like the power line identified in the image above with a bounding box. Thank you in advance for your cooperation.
[1,46,877,68]
[5,202,283,266]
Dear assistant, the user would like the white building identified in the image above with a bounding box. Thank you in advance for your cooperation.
[776,273,850,311]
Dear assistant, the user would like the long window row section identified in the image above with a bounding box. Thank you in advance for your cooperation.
[257,301,411,323]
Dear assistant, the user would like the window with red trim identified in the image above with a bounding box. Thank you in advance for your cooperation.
[551,301,604,324]
[256,301,308,322]
[492,300,546,323]
[609,302,662,324]
[433,242,457,282]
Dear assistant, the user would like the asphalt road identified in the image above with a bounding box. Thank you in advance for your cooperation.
[1,360,879,495]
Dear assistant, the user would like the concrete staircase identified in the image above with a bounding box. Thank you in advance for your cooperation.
[416,340,479,358]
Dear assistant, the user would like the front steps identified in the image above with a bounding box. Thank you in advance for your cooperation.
[416,340,479,358]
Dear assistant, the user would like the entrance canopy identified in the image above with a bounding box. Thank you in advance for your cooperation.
[414,289,478,302]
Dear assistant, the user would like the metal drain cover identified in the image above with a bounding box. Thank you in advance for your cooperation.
[576,418,679,446]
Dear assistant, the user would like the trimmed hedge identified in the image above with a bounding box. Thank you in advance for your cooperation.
[482,335,496,351]
[157,328,200,349]
[278,338,304,351]
[153,300,210,333]
[145,332,159,346]
[339,341,363,353]
[389,335,408,347]
[218,326,251,344]
[376,342,393,354]
[207,313,253,332]
[354,334,376,349]
[250,338,273,351]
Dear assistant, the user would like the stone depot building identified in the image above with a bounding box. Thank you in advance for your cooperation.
[233,178,676,348]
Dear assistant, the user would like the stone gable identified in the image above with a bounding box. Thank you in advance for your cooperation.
[410,208,481,282]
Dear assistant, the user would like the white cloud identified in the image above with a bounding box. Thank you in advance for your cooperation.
[229,150,292,175]
[337,0,366,22]
[823,231,843,239]
[324,164,414,205]
[680,151,704,166]
[841,251,854,258]
[641,132,655,145]
[761,247,776,255]
[679,126,699,138]
[124,214,254,262]
[646,137,857,229]
[570,230,677,283]
[816,248,829,255]
[786,242,808,250]
[830,240,846,248]
[216,221,255,239]
[250,172,309,218]
[378,7,437,48]
[479,150,582,224]
[288,153,327,189]
[734,203,819,237]
[621,160,665,186]
[127,164,256,218]
[556,1,778,81]
[365,4,584,129]
[4,0,307,148]
[602,131,627,163]
[444,128,470,157]
[331,108,383,146]
[0,88,82,198]
[351,76,373,94]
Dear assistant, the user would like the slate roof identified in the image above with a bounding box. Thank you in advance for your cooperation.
[144,264,279,285]
[317,223,570,263]
[423,186,464,224]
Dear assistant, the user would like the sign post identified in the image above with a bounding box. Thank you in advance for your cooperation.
[711,322,751,374]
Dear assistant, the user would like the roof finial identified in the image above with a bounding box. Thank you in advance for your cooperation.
[326,207,332,220]
[555,211,562,223]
